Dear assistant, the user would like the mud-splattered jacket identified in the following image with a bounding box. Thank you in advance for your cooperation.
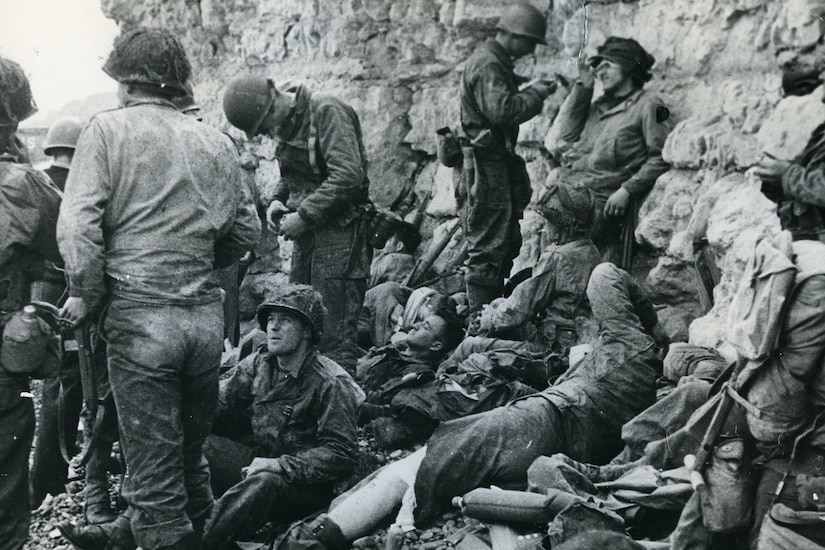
[57,98,260,308]
[217,348,362,485]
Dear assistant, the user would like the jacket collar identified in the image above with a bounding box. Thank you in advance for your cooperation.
[121,97,178,110]
[595,87,645,119]
[484,39,514,71]
[278,84,312,144]
[265,347,318,379]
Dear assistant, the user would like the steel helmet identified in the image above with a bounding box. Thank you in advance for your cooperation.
[223,75,277,140]
[256,284,327,344]
[43,116,84,155]
[102,27,191,96]
[172,80,201,114]
[496,3,548,45]
[0,57,37,126]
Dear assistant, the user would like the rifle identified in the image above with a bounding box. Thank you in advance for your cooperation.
[404,222,461,289]
[73,319,100,465]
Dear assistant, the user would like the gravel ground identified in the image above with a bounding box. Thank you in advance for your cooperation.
[23,416,483,550]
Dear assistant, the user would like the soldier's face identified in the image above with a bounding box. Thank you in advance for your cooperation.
[511,35,538,59]
[266,311,310,355]
[404,315,446,353]
[594,59,630,94]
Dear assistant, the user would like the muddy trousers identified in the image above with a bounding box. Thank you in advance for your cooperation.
[29,353,82,508]
[461,159,523,313]
[203,435,334,549]
[0,376,35,550]
[105,299,223,550]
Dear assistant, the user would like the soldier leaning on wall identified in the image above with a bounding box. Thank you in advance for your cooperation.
[548,37,673,268]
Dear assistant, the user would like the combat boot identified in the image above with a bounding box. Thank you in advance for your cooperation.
[273,514,349,550]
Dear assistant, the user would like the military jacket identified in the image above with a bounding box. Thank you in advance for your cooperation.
[0,155,62,315]
[57,98,260,308]
[549,84,672,199]
[273,86,370,228]
[218,349,361,484]
[460,39,545,152]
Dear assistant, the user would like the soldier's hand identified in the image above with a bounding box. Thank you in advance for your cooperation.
[604,187,631,217]
[279,212,309,240]
[59,297,88,327]
[577,56,596,88]
[753,154,791,182]
[531,79,557,99]
[243,457,283,477]
[266,200,291,232]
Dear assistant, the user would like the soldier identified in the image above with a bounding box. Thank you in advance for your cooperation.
[0,56,63,550]
[28,116,87,511]
[202,285,363,548]
[735,87,825,548]
[41,116,83,191]
[458,3,556,312]
[272,262,669,550]
[490,183,601,352]
[222,75,372,373]
[548,36,672,263]
[56,28,260,550]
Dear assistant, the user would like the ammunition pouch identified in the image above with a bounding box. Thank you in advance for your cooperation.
[366,206,402,250]
[699,437,756,532]
[778,199,825,242]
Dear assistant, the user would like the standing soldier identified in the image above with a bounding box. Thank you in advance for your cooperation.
[0,56,63,550]
[222,75,372,373]
[458,3,556,312]
[29,116,86,511]
[56,28,260,550]
[41,116,83,191]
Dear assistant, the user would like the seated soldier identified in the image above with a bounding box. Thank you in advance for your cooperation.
[274,262,670,549]
[367,220,421,288]
[490,183,601,353]
[201,284,363,549]
[357,299,464,447]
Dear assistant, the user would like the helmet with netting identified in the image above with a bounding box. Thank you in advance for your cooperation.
[102,27,191,96]
[0,57,37,126]
[256,284,327,344]
[538,183,595,236]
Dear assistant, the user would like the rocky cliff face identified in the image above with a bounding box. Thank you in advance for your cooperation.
[100,0,825,353]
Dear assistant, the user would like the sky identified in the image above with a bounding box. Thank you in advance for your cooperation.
[0,0,120,116]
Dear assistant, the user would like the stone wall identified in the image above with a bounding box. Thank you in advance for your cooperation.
[100,0,825,351]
